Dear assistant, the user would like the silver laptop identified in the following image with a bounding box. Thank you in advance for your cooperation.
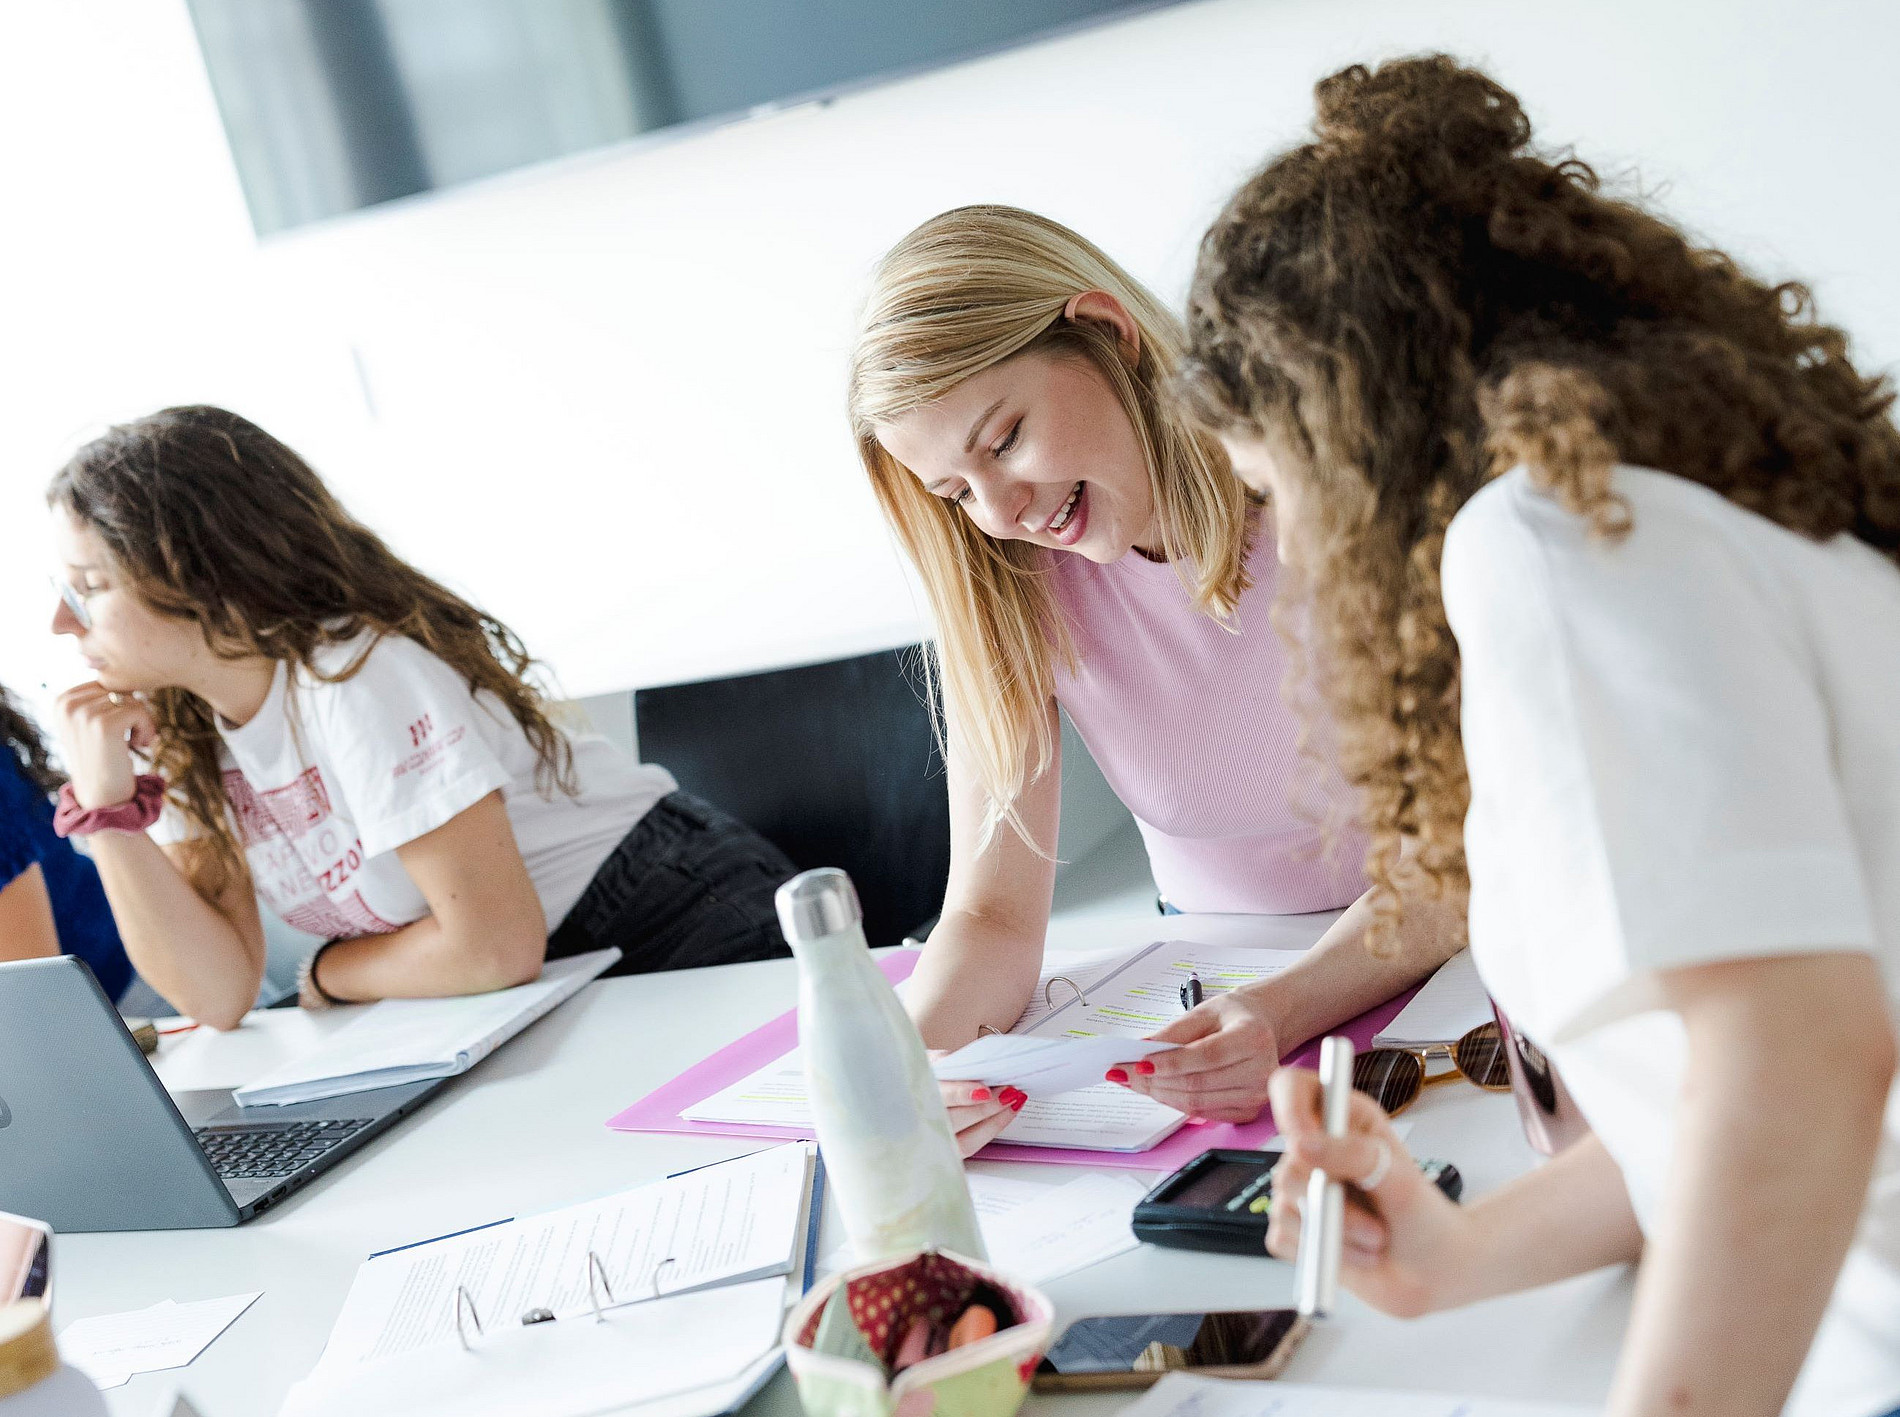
[0,955,444,1232]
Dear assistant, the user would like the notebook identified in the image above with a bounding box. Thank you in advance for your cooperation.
[233,948,620,1106]
[684,941,1307,1153]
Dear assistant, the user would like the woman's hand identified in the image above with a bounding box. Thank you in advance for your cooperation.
[932,1060,1026,1158]
[1112,987,1281,1121]
[1264,1064,1480,1318]
[54,682,157,808]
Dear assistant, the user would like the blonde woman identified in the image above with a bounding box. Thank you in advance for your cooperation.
[849,206,1463,1155]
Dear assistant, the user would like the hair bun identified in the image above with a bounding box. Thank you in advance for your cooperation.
[1312,55,1529,168]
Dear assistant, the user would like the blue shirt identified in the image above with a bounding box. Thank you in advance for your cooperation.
[0,749,132,1001]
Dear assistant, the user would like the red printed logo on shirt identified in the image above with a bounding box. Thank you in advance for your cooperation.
[407,713,434,748]
[221,767,399,937]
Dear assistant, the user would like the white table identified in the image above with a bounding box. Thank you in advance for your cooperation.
[61,912,1631,1416]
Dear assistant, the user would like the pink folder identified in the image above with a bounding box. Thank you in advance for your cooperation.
[605,951,1419,1171]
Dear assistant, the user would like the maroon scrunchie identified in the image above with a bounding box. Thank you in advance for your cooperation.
[53,774,167,837]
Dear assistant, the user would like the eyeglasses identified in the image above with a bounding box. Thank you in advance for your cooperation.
[1351,1021,1513,1117]
[50,576,93,631]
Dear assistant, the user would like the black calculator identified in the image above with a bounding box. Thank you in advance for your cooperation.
[1130,1147,1463,1255]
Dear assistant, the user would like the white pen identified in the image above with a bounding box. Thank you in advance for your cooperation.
[1294,1035,1354,1319]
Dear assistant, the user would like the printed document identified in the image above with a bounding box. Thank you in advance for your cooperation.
[314,1143,812,1372]
[282,1276,787,1417]
[686,943,1306,1151]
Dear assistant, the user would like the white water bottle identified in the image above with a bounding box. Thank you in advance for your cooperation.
[776,869,985,1263]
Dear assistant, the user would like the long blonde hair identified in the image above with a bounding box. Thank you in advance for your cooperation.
[849,206,1251,847]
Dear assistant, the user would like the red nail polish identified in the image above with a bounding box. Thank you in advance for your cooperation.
[1008,1094,1027,1111]
[1000,1087,1025,1106]
[1104,1068,1129,1085]
[970,1087,991,1102]
[1135,1061,1156,1076]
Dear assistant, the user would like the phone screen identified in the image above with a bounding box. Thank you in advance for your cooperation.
[1,1213,50,1305]
[1037,1309,1300,1375]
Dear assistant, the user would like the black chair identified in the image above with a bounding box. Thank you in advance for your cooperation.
[632,646,950,949]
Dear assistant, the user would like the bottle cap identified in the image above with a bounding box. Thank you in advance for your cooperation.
[0,1300,58,1398]
[776,868,862,944]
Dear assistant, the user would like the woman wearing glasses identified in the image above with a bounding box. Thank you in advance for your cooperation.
[0,682,132,999]
[47,406,793,1030]
[1189,57,1900,1417]
[849,206,1465,1155]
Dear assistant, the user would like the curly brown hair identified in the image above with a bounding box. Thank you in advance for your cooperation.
[1,683,64,798]
[49,406,575,899]
[1180,54,1900,951]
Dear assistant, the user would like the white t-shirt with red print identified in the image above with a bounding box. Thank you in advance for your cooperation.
[150,634,675,939]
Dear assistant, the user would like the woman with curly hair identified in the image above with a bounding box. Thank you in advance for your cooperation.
[48,406,793,1031]
[1184,55,1900,1417]
[0,682,132,998]
[851,205,1464,1155]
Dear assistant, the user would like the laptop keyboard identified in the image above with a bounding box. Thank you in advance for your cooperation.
[194,1118,374,1180]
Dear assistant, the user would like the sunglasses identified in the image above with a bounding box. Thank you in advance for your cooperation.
[1351,1021,1513,1117]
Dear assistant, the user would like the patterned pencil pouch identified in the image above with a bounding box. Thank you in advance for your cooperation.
[783,1249,1054,1417]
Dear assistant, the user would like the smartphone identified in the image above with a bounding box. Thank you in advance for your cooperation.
[1,1210,51,1306]
[1031,1308,1308,1392]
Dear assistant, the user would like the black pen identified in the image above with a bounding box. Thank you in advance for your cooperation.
[1178,973,1204,1010]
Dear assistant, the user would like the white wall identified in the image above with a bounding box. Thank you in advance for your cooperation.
[4,0,1898,713]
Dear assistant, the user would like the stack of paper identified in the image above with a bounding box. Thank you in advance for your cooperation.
[233,948,619,1105]
[1372,949,1492,1048]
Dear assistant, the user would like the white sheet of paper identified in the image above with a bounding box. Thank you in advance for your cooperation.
[1117,1372,1596,1417]
[932,1035,1180,1098]
[821,1171,1145,1284]
[315,1144,810,1373]
[978,1172,1147,1284]
[1373,948,1491,1047]
[58,1292,260,1389]
[999,1083,1186,1150]
[283,1276,787,1417]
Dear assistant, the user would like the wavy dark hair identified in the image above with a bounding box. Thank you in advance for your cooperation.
[1,684,64,797]
[48,406,575,897]
[1181,55,1900,950]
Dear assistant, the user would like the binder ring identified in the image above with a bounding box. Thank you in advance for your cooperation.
[587,1251,616,1323]
[454,1285,484,1352]
[650,1255,678,1300]
[1044,975,1089,1009]
[976,1024,1003,1037]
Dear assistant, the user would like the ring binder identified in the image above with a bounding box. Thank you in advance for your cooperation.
[452,1248,682,1348]
[453,1286,482,1353]
[1043,975,1089,1009]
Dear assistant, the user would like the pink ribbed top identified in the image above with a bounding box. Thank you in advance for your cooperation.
[1048,520,1367,914]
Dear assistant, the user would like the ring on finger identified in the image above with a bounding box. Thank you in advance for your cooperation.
[1361,1139,1393,1192]
[107,691,124,705]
